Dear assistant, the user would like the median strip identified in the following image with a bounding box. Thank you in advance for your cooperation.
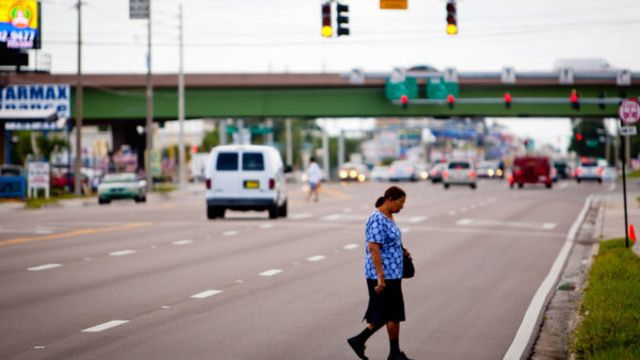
[0,223,151,248]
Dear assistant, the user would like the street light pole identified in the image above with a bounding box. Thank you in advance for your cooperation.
[145,0,153,191]
[177,4,185,189]
[74,0,83,196]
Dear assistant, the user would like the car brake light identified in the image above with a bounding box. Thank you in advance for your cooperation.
[576,167,582,176]
[443,170,449,179]
[469,170,476,178]
[269,178,275,189]
[597,167,603,176]
[206,178,212,189]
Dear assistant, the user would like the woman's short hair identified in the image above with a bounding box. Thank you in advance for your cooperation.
[375,186,406,207]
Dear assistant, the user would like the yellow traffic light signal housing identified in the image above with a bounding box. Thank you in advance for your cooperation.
[336,3,350,36]
[446,1,457,35]
[321,2,332,38]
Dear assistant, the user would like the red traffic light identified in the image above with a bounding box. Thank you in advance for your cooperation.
[576,133,583,141]
[447,94,455,109]
[503,92,512,108]
[570,89,580,110]
[400,94,408,109]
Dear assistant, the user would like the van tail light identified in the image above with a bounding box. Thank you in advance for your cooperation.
[469,170,476,178]
[269,178,275,189]
[576,167,582,176]
[442,170,449,180]
[597,167,604,176]
[206,178,212,190]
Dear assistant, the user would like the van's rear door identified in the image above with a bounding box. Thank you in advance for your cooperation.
[211,151,243,197]
[240,152,269,194]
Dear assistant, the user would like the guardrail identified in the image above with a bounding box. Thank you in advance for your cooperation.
[0,176,26,199]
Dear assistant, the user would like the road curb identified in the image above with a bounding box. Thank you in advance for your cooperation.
[503,195,594,360]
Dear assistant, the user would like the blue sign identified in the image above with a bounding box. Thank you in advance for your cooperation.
[1,84,71,118]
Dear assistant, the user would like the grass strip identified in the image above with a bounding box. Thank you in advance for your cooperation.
[572,238,640,359]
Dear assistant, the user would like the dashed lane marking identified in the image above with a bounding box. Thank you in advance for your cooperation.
[405,216,427,224]
[27,263,62,271]
[260,224,274,229]
[172,240,193,246]
[457,218,557,230]
[343,244,359,250]
[109,250,136,257]
[191,290,222,299]
[259,269,282,277]
[82,320,129,333]
[222,230,238,236]
[0,223,151,248]
[306,255,326,262]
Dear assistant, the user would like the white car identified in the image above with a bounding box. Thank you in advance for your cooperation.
[443,160,477,189]
[97,173,146,204]
[205,145,290,219]
[389,160,418,182]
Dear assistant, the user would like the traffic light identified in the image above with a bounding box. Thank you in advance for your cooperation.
[576,133,583,141]
[503,92,512,109]
[400,94,408,110]
[447,94,455,109]
[446,1,457,35]
[321,2,332,38]
[598,91,606,110]
[336,3,350,36]
[570,89,580,110]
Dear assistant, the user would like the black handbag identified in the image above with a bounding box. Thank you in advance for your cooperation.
[403,252,415,279]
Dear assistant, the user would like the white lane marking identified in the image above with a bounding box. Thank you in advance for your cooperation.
[470,204,477,209]
[322,214,342,221]
[82,320,129,333]
[343,244,359,250]
[109,250,136,257]
[28,263,62,271]
[402,228,411,234]
[161,305,171,309]
[504,195,594,360]
[406,216,427,224]
[306,255,326,262]
[559,183,569,190]
[259,269,282,277]
[172,240,193,246]
[289,213,313,220]
[456,219,557,231]
[222,230,238,236]
[235,280,244,283]
[191,289,222,299]
[260,224,274,229]
[449,211,456,216]
[34,345,46,350]
[0,228,53,234]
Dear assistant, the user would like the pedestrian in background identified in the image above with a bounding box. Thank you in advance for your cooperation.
[305,157,322,202]
[348,186,414,360]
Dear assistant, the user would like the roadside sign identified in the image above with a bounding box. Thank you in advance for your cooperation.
[620,126,637,136]
[130,0,149,19]
[619,99,640,124]
[27,162,50,199]
[380,0,408,10]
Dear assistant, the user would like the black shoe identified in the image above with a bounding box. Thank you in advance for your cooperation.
[387,352,414,360]
[347,336,368,360]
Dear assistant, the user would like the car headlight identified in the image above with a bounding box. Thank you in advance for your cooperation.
[358,174,366,182]
[339,170,348,179]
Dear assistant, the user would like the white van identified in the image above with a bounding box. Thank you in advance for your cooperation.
[205,145,290,219]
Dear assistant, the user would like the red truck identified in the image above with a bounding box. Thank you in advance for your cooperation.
[508,156,553,189]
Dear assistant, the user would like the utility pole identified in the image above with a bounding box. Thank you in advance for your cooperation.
[338,129,345,170]
[177,4,185,189]
[74,0,83,196]
[145,0,154,191]
[322,121,330,180]
[286,118,292,166]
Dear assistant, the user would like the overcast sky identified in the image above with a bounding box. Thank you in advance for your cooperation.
[37,0,640,150]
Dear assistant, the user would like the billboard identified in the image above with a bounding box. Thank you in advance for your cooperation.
[1,84,71,118]
[0,0,40,49]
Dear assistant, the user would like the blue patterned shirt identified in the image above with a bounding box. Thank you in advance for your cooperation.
[364,210,404,280]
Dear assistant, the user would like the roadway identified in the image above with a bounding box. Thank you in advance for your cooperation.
[0,179,613,359]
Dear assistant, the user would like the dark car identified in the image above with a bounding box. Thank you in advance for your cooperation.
[509,156,552,189]
[552,160,571,181]
[429,163,447,183]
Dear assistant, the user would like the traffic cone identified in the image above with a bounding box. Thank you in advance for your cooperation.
[629,224,637,245]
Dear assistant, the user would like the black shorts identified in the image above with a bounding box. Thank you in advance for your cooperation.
[364,279,405,325]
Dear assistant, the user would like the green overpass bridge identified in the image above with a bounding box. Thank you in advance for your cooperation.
[4,70,640,121]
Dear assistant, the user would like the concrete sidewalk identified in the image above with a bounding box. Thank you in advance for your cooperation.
[598,189,640,241]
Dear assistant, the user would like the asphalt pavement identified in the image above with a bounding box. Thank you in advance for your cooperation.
[0,178,630,360]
